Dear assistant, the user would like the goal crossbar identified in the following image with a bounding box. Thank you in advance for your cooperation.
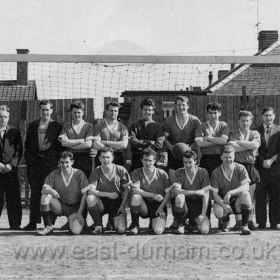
[1,54,280,64]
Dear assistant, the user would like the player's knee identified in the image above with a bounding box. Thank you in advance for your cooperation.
[240,191,251,205]
[213,203,225,219]
[175,194,185,207]
[87,194,98,207]
[131,194,142,206]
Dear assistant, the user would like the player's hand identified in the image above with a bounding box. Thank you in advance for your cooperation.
[51,189,60,199]
[196,189,206,196]
[117,205,125,215]
[196,214,205,223]
[223,192,231,204]
[223,204,233,214]
[165,184,175,193]
[153,194,163,202]
[203,185,212,192]
[90,148,98,158]
[156,208,166,219]
[263,159,272,169]
[108,192,119,199]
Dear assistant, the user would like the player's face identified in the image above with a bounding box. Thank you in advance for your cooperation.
[107,106,119,121]
[239,116,252,130]
[142,105,154,120]
[100,151,114,166]
[262,110,275,126]
[221,152,235,167]
[71,108,84,122]
[40,104,53,122]
[59,157,74,173]
[142,154,156,168]
[183,157,196,171]
[207,109,221,121]
[0,110,9,127]
[176,100,189,115]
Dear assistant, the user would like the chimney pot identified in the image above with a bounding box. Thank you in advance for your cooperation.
[16,49,29,86]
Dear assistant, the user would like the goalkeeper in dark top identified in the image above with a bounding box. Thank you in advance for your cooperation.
[129,98,165,171]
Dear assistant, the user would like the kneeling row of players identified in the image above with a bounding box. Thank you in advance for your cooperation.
[37,146,253,236]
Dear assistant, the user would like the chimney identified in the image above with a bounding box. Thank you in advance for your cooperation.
[258,30,278,52]
[16,49,29,86]
[208,71,213,86]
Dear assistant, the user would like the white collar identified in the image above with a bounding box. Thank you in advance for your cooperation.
[175,114,189,130]
[221,164,235,181]
[142,167,156,185]
[185,166,198,185]
[60,168,74,187]
[101,164,115,181]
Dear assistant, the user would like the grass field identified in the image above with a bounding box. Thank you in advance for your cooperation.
[1,208,280,280]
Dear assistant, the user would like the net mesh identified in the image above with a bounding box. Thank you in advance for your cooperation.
[0,56,280,118]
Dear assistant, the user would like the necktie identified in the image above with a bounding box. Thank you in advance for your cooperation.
[266,125,271,134]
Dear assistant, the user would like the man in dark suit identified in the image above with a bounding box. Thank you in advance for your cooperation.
[23,100,63,230]
[256,107,280,229]
[0,105,23,229]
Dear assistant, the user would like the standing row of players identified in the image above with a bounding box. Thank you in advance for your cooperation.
[0,96,279,234]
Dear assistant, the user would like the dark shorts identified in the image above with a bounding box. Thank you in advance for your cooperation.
[60,201,80,217]
[185,198,203,224]
[142,198,167,220]
[229,196,240,214]
[99,197,122,218]
[167,150,184,171]
[237,162,260,185]
[200,154,222,175]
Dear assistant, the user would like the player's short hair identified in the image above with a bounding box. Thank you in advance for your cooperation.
[141,147,157,159]
[206,102,222,112]
[262,106,275,115]
[70,101,85,111]
[39,100,53,109]
[183,150,197,161]
[99,146,114,156]
[140,98,156,110]
[59,151,74,160]
[106,102,120,110]
[222,145,235,154]
[175,95,189,106]
[238,110,254,120]
[0,104,10,113]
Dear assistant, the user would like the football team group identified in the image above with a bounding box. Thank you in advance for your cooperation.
[0,95,279,236]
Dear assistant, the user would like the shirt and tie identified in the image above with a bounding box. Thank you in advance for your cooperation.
[264,124,272,146]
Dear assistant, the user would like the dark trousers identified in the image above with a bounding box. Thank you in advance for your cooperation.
[72,152,92,178]
[200,154,222,175]
[27,162,54,224]
[0,168,22,228]
[255,171,280,226]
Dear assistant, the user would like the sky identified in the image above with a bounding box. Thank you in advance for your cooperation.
[0,0,280,56]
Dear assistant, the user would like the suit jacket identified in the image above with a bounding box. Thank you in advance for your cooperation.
[24,119,63,168]
[0,125,23,168]
[256,124,280,174]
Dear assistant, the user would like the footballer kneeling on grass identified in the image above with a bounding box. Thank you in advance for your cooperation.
[130,148,171,235]
[173,150,211,235]
[211,145,252,235]
[85,147,131,235]
[38,151,88,236]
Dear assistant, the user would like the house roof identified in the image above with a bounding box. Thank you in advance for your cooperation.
[0,80,37,101]
[206,40,280,95]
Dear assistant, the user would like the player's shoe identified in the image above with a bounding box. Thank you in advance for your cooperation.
[220,215,230,232]
[257,224,266,230]
[23,222,37,231]
[231,220,242,231]
[60,221,69,230]
[241,225,251,235]
[177,225,185,234]
[130,225,139,235]
[37,226,53,236]
[92,226,103,235]
[248,221,257,230]
[187,223,198,233]
[169,219,179,229]
[106,220,115,231]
